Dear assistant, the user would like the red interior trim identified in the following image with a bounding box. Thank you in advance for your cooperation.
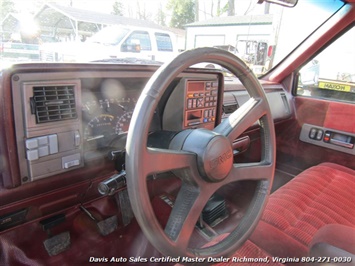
[324,101,355,133]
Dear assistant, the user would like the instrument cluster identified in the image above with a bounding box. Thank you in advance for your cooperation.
[81,78,144,153]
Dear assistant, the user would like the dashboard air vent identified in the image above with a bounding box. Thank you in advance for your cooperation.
[31,85,77,124]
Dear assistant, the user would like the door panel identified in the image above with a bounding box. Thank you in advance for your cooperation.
[277,25,355,171]
[276,97,355,170]
[323,101,355,133]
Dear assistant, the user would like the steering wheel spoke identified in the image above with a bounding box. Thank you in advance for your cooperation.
[214,97,267,142]
[223,162,274,184]
[144,147,196,176]
[164,183,213,249]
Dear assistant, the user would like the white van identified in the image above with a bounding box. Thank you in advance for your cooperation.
[40,26,178,63]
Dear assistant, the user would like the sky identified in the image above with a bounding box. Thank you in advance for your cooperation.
[13,0,171,17]
[11,0,267,21]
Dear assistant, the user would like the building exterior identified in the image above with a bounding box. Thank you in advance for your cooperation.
[185,14,274,50]
[184,14,279,74]
[34,3,167,42]
[1,3,185,61]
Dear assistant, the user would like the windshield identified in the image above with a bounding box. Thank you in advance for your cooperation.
[86,26,129,45]
[0,0,344,73]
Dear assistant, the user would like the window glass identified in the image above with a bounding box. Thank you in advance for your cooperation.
[124,31,151,51]
[297,26,355,102]
[0,0,343,68]
[87,27,129,45]
[155,33,173,52]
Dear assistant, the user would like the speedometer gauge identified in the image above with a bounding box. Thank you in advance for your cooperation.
[84,114,117,148]
[82,96,137,150]
[115,111,133,134]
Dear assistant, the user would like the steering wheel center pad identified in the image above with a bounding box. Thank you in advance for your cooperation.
[170,129,233,182]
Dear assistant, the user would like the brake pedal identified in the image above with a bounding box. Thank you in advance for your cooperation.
[96,215,118,236]
[79,205,118,236]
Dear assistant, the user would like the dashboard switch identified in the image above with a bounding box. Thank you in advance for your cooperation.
[38,146,49,157]
[309,128,317,139]
[26,138,38,149]
[316,130,323,140]
[49,134,58,154]
[27,149,39,161]
[38,136,48,146]
[74,131,81,147]
[324,132,331,143]
[64,160,80,169]
[62,153,81,169]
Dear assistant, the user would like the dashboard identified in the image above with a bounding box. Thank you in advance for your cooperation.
[0,64,291,189]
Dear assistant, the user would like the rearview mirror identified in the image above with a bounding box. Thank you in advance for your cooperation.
[258,0,298,7]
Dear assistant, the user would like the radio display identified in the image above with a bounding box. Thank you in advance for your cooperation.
[187,82,205,92]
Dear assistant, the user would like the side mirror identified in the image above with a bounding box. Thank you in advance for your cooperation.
[299,60,320,86]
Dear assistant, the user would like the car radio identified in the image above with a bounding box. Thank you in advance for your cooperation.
[183,80,219,130]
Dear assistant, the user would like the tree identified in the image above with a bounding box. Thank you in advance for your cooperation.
[195,0,199,21]
[220,0,235,16]
[216,0,221,16]
[155,3,166,26]
[136,1,151,20]
[112,1,124,16]
[167,0,195,29]
[227,0,235,16]
[0,0,15,22]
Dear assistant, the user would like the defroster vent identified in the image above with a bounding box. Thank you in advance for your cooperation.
[30,85,77,124]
